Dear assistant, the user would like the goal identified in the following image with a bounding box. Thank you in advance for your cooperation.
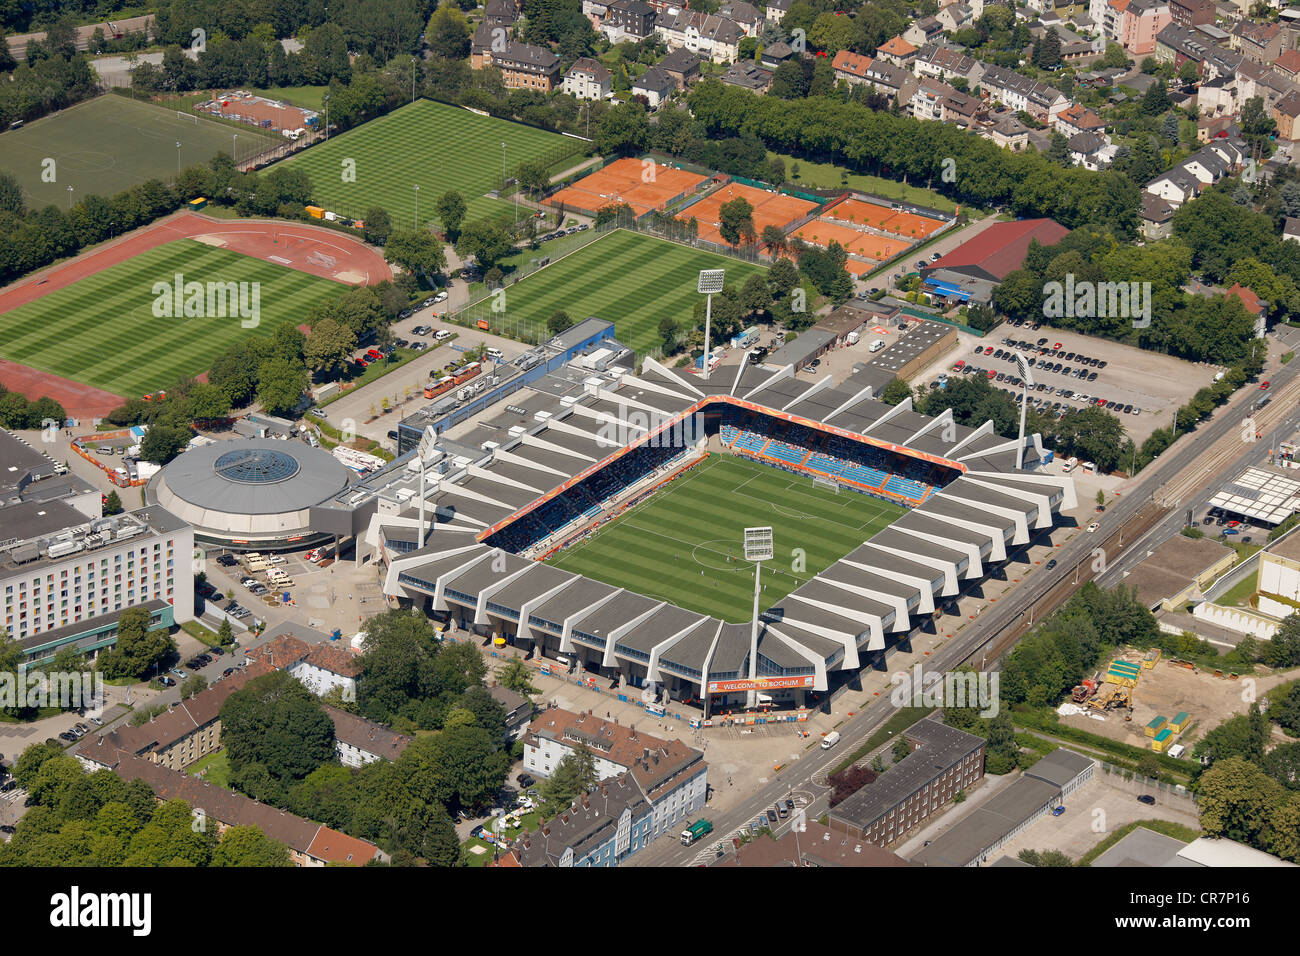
[175,110,198,124]
[813,476,840,495]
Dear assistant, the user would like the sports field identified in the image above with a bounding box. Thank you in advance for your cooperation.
[547,454,904,622]
[0,239,341,398]
[0,95,278,208]
[463,230,766,356]
[274,99,584,229]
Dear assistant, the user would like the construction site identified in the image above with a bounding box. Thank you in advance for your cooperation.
[1056,649,1296,754]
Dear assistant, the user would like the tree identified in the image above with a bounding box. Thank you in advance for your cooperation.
[547,311,573,335]
[1032,28,1062,69]
[594,101,650,156]
[435,191,467,240]
[211,825,293,866]
[1194,706,1270,766]
[221,670,336,784]
[426,5,471,60]
[96,608,175,680]
[217,618,235,647]
[303,317,359,376]
[179,674,208,699]
[880,378,912,406]
[1197,757,1287,851]
[1264,614,1300,668]
[256,357,309,417]
[362,207,393,246]
[891,737,911,763]
[139,422,192,464]
[1140,79,1169,116]
[384,229,448,282]
[718,195,756,247]
[455,219,515,269]
[540,745,598,811]
[103,491,123,515]
[401,725,509,814]
[658,316,680,352]
[495,657,538,696]
[187,383,231,420]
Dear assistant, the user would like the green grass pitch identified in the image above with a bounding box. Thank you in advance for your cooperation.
[546,453,905,622]
[0,95,277,209]
[475,230,767,356]
[0,239,342,398]
[273,99,583,229]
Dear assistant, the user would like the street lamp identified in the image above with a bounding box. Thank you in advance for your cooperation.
[413,184,420,230]
[417,426,438,547]
[67,185,73,210]
[743,526,773,710]
[232,132,237,163]
[1015,351,1035,470]
[698,269,726,382]
[176,141,182,177]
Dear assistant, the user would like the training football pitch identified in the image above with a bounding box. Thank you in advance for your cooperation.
[274,99,584,229]
[466,230,767,356]
[0,95,277,208]
[546,454,905,622]
[0,239,342,398]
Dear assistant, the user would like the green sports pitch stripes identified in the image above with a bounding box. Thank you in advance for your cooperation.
[546,453,905,623]
[474,231,766,357]
[0,95,277,209]
[274,99,582,228]
[0,240,342,399]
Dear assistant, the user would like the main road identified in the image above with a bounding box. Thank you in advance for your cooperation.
[632,347,1300,866]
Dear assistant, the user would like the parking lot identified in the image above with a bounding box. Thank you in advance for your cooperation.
[914,321,1220,446]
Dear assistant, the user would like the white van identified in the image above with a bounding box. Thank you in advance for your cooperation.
[246,557,270,572]
[821,731,841,750]
[435,329,452,342]
[869,339,886,353]
[485,346,503,361]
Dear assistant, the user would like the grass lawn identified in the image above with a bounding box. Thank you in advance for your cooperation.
[458,230,767,356]
[253,85,330,111]
[546,453,905,622]
[180,620,222,647]
[462,806,542,866]
[188,750,231,788]
[1216,572,1258,609]
[0,94,277,207]
[0,239,343,397]
[274,100,585,230]
[767,151,960,214]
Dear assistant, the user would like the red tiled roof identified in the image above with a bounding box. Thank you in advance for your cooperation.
[877,36,917,57]
[248,634,312,670]
[1226,283,1264,315]
[928,218,1070,282]
[832,49,873,78]
[1274,49,1300,75]
[305,643,362,678]
[307,827,383,865]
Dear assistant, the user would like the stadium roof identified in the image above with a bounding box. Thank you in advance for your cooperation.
[924,218,1069,283]
[370,352,1075,686]
[1206,466,1300,525]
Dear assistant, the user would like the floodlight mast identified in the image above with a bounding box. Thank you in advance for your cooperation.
[743,526,774,709]
[1015,352,1035,470]
[698,269,725,382]
[417,426,438,547]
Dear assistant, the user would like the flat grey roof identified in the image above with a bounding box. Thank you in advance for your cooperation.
[909,776,1060,867]
[530,577,618,625]
[613,604,706,655]
[443,549,533,597]
[660,619,719,671]
[489,562,577,609]
[157,439,352,515]
[572,591,660,639]
[0,498,87,544]
[1092,827,1193,868]
[1023,748,1093,788]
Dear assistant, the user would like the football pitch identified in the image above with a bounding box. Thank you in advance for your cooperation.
[0,239,342,398]
[546,454,905,622]
[274,99,584,229]
[0,95,277,208]
[468,230,767,356]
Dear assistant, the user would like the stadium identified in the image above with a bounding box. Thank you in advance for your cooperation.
[369,353,1076,716]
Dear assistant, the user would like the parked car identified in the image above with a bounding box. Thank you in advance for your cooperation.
[158,676,176,688]
[765,809,778,824]
[217,554,238,566]
[412,324,432,336]
[1051,805,1066,816]
[1137,794,1156,805]
[411,341,429,351]
[1046,559,1057,570]
[1086,522,1099,533]
[171,668,187,679]
[517,773,536,788]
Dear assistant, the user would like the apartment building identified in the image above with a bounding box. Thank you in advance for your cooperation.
[1,502,192,665]
[1053,102,1106,137]
[1233,19,1284,63]
[911,78,959,121]
[978,64,1069,123]
[246,630,362,700]
[484,41,562,91]
[325,704,414,767]
[655,9,744,63]
[832,49,874,85]
[508,773,653,867]
[912,44,985,86]
[876,35,920,68]
[1169,0,1214,26]
[600,0,657,41]
[563,57,613,100]
[1103,0,1170,56]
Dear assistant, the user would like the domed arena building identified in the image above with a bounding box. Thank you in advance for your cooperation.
[146,439,354,550]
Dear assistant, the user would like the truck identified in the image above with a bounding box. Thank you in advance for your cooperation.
[821,730,841,749]
[680,819,713,846]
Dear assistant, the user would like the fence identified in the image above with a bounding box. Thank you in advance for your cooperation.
[1097,759,1199,810]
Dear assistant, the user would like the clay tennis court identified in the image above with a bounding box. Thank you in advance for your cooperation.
[792,221,910,261]
[199,92,315,131]
[824,198,947,240]
[549,158,708,217]
[0,211,391,419]
[678,182,819,245]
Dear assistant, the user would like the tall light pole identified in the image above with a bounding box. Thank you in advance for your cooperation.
[232,132,237,163]
[176,141,182,177]
[417,426,438,548]
[413,184,420,230]
[67,185,73,210]
[743,526,773,710]
[698,269,725,381]
[1015,351,1035,470]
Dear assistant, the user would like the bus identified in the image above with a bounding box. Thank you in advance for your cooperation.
[681,819,713,846]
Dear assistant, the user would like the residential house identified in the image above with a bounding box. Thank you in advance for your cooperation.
[863,58,919,105]
[582,0,611,30]
[1273,87,1300,139]
[510,773,653,866]
[1140,191,1177,239]
[1226,283,1267,337]
[941,89,987,128]
[1197,115,1239,141]
[632,65,677,107]
[832,49,874,86]
[523,707,708,840]
[601,0,657,42]
[1274,48,1300,81]
[659,46,703,87]
[1233,20,1283,64]
[876,35,919,68]
[978,64,1069,124]
[564,57,613,100]
[760,39,796,69]
[764,0,793,26]
[1169,0,1214,25]
[325,704,413,767]
[246,631,362,700]
[656,9,744,63]
[1145,167,1202,205]
[911,78,959,121]
[982,108,1032,149]
[1068,131,1114,169]
[485,41,562,91]
[904,17,947,48]
[1053,102,1106,137]
[717,0,763,36]
[912,44,984,86]
[719,60,776,92]
[489,684,536,742]
[1284,216,1300,243]
[936,3,975,31]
